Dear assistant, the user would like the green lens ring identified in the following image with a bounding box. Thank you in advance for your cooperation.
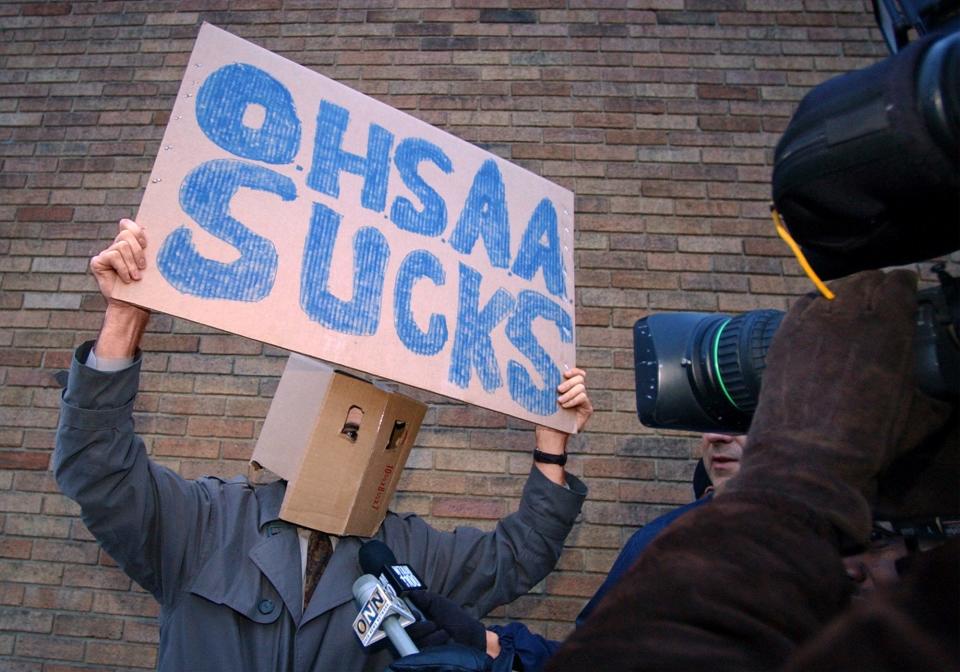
[712,318,740,410]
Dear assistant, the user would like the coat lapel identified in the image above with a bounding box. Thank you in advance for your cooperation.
[249,523,304,621]
[251,481,365,626]
[250,481,304,620]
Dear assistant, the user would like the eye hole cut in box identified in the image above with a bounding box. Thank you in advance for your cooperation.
[251,354,427,536]
[341,406,363,442]
[339,407,406,448]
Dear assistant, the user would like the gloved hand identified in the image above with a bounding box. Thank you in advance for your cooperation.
[724,270,952,545]
[385,644,492,672]
[404,591,488,653]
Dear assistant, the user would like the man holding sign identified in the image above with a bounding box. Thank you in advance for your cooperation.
[54,220,592,672]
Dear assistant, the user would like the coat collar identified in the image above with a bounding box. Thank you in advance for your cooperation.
[251,480,366,625]
[253,479,286,530]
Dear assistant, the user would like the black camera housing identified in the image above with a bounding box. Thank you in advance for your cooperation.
[771,29,959,281]
[635,279,959,433]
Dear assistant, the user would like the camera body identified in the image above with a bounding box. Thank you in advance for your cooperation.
[770,28,958,282]
[634,4,959,434]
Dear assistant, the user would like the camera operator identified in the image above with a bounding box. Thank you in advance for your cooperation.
[545,269,959,671]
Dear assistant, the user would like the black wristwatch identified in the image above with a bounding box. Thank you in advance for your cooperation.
[533,449,567,466]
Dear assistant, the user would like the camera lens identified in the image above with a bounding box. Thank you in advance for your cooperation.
[635,282,958,433]
[711,310,784,415]
[634,310,783,433]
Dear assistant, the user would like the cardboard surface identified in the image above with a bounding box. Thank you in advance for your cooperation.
[115,23,578,432]
[253,354,427,536]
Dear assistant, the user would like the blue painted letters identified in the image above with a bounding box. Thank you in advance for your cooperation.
[506,291,574,415]
[448,263,516,391]
[167,61,573,419]
[157,159,295,301]
[307,100,394,213]
[394,250,448,355]
[300,201,390,335]
[390,138,453,237]
[512,198,566,300]
[195,64,301,165]
[449,159,511,268]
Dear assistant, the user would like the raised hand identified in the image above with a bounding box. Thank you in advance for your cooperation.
[90,218,148,305]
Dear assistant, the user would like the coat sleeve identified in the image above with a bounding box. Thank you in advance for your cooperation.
[544,493,851,672]
[53,342,214,604]
[489,621,561,672]
[387,467,587,619]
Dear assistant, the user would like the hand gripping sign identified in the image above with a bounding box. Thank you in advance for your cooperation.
[116,23,578,432]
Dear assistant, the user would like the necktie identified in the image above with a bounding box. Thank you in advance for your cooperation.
[303,530,333,607]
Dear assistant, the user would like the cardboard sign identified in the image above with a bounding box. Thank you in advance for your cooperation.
[116,23,578,431]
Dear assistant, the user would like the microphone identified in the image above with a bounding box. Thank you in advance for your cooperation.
[351,574,418,657]
[359,540,426,595]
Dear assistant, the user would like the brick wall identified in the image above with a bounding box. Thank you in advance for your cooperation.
[1,1,950,669]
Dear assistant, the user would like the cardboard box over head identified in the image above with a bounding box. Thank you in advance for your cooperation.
[251,353,427,537]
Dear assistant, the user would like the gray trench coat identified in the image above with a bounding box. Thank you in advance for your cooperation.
[54,343,587,672]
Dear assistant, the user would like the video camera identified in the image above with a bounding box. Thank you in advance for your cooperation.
[634,1,960,434]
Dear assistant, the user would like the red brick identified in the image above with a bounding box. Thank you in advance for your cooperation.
[0,607,52,633]
[0,583,26,606]
[122,619,159,644]
[223,397,270,418]
[15,634,84,661]
[178,459,250,480]
[156,395,225,416]
[582,457,656,480]
[54,614,123,640]
[130,415,187,436]
[198,335,263,355]
[545,572,604,598]
[0,538,33,560]
[22,587,93,612]
[14,206,74,222]
[435,406,507,429]
[152,437,220,459]
[743,236,795,257]
[93,590,160,616]
[62,565,131,591]
[619,480,692,505]
[435,450,506,474]
[22,3,72,16]
[220,440,254,461]
[6,515,71,539]
[187,417,254,439]
[398,472,468,495]
[30,540,100,564]
[0,560,62,585]
[0,451,51,471]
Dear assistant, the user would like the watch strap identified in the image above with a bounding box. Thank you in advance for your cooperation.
[533,449,568,466]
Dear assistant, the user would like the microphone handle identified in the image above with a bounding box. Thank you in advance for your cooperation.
[382,614,418,657]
